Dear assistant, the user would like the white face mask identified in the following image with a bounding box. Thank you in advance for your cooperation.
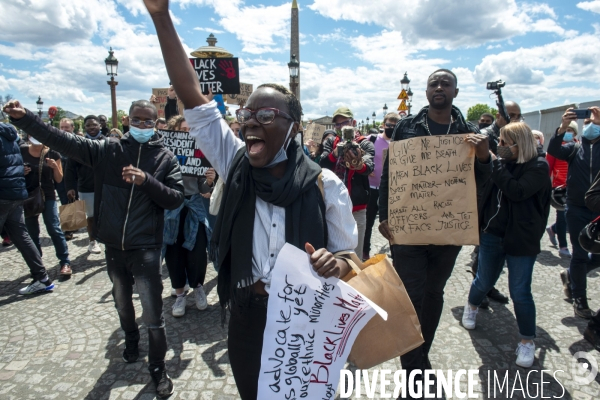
[247,122,295,169]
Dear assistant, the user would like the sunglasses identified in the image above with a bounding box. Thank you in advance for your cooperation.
[130,118,156,128]
[385,122,397,128]
[334,120,352,129]
[499,139,517,147]
[236,107,293,125]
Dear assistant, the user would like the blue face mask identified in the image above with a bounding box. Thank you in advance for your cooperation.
[129,126,154,143]
[583,123,600,141]
[563,132,574,142]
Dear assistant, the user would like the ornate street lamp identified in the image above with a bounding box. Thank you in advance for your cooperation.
[36,96,43,119]
[105,47,119,129]
[288,54,300,98]
[401,72,410,91]
[383,103,388,116]
[407,87,414,115]
[372,112,376,128]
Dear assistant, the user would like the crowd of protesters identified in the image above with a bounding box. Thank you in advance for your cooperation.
[1,1,600,399]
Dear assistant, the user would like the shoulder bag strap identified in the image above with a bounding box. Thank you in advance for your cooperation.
[39,147,48,200]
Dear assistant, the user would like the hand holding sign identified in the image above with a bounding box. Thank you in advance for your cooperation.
[305,242,350,278]
[464,133,491,162]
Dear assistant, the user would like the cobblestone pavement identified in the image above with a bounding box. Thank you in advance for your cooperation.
[1,210,600,399]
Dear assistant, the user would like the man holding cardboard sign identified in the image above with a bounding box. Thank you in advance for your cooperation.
[378,69,492,395]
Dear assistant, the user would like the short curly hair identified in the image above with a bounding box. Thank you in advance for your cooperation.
[256,83,302,122]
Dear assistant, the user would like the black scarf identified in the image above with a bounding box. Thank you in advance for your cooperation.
[211,140,328,314]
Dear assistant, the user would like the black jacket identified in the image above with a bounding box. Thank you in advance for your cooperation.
[547,128,600,208]
[480,121,500,155]
[66,156,95,193]
[11,110,184,250]
[479,157,551,256]
[585,171,600,213]
[0,123,27,201]
[319,135,375,209]
[379,105,491,222]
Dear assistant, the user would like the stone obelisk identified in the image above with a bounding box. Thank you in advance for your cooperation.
[291,0,300,100]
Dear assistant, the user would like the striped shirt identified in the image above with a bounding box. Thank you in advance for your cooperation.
[185,101,357,292]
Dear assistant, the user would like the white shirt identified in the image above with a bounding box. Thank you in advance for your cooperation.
[185,101,357,291]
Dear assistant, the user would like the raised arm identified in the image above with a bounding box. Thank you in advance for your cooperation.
[144,0,208,109]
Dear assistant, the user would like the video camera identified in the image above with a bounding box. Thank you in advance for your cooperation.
[487,80,511,124]
[339,126,363,168]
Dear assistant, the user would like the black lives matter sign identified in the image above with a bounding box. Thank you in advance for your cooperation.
[189,58,240,95]
[159,129,211,177]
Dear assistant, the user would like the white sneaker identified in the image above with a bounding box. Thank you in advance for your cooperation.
[18,279,54,295]
[195,285,208,310]
[462,302,478,330]
[172,295,186,317]
[171,284,189,297]
[88,240,101,254]
[515,342,535,368]
[559,247,572,258]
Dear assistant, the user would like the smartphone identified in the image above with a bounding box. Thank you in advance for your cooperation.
[572,109,592,119]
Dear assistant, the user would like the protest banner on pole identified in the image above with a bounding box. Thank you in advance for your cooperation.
[304,122,326,144]
[189,57,240,95]
[258,243,386,399]
[158,129,211,177]
[387,134,479,246]
[152,88,184,119]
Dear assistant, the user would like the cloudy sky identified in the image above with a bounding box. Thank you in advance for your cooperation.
[0,0,599,121]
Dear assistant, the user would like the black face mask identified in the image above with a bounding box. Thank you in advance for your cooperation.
[384,127,394,138]
[479,122,492,129]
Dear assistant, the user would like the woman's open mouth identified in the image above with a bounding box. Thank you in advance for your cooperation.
[246,135,266,155]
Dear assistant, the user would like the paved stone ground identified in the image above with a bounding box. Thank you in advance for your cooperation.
[1,209,600,399]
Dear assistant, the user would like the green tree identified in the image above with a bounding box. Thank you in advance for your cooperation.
[467,103,498,123]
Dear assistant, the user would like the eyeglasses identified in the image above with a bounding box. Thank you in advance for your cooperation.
[236,107,293,125]
[499,139,517,147]
[130,118,156,128]
[334,119,352,129]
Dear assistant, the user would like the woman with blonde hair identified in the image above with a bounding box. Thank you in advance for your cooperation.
[109,128,123,139]
[461,122,551,368]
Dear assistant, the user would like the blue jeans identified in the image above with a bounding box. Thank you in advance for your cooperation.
[565,204,600,298]
[552,209,568,248]
[25,199,70,266]
[468,232,537,339]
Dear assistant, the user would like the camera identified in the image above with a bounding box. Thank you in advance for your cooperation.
[486,80,505,90]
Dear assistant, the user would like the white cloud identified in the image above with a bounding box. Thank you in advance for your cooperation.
[309,0,576,50]
[193,27,225,34]
[0,76,9,92]
[577,1,600,14]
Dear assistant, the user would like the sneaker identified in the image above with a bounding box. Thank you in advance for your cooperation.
[18,279,54,295]
[1,237,12,247]
[515,342,535,368]
[122,330,139,363]
[195,285,208,310]
[150,366,174,399]
[172,295,186,317]
[574,297,596,319]
[546,226,557,246]
[560,269,572,299]
[170,284,189,297]
[461,302,478,330]
[559,247,572,258]
[64,232,74,241]
[88,240,101,254]
[362,252,370,261]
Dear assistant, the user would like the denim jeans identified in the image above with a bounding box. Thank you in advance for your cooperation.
[391,244,461,371]
[353,208,367,257]
[363,187,379,255]
[468,232,537,339]
[551,209,568,248]
[0,199,47,281]
[54,180,69,206]
[25,199,70,266]
[565,204,600,299]
[105,246,167,369]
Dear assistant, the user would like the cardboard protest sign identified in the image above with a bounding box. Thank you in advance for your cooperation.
[304,123,326,144]
[258,243,386,399]
[227,82,253,106]
[158,129,211,177]
[387,134,479,246]
[189,57,240,95]
[151,88,183,119]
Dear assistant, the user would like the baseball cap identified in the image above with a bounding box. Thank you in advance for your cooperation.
[333,106,353,120]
